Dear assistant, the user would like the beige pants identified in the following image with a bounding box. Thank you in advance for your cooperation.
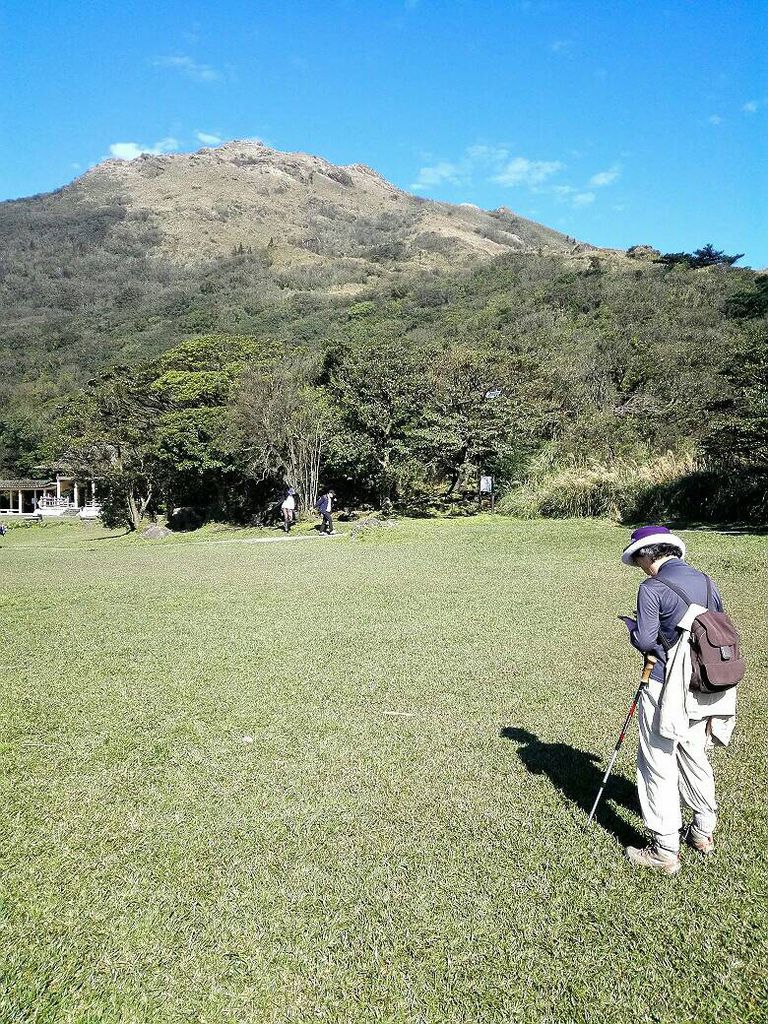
[636,684,718,853]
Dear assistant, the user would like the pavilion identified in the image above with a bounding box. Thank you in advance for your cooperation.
[0,474,100,519]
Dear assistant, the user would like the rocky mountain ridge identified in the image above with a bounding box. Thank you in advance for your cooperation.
[54,140,584,268]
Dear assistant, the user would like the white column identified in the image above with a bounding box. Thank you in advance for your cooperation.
[56,477,62,500]
[18,490,23,513]
[74,482,80,507]
[91,480,97,502]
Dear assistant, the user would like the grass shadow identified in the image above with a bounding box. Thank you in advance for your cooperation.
[624,470,768,535]
[621,519,768,537]
[500,726,644,848]
[76,530,132,542]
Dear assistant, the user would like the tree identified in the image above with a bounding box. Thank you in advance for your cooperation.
[50,367,162,530]
[326,335,431,504]
[232,356,333,512]
[0,410,45,476]
[690,244,744,268]
[725,274,768,319]
[656,244,744,269]
[700,280,768,522]
[49,335,267,527]
[415,346,552,496]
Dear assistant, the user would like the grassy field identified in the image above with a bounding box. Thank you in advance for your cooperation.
[1,516,766,1024]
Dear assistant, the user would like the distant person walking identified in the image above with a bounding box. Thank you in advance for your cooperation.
[619,525,739,875]
[316,489,336,535]
[280,488,296,533]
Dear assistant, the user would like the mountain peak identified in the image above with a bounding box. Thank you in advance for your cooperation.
[62,141,578,268]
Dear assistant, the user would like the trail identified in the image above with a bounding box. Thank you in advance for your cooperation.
[2,533,344,554]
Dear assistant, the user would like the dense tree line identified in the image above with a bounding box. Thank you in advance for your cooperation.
[3,250,765,527]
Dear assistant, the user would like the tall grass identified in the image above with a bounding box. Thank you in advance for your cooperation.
[498,447,699,521]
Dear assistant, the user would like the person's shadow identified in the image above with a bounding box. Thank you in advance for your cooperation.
[500,727,644,847]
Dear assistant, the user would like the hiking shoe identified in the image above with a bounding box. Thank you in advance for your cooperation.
[625,843,682,875]
[683,824,715,855]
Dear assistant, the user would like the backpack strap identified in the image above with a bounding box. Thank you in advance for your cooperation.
[656,574,714,610]
[655,576,691,605]
[654,575,692,652]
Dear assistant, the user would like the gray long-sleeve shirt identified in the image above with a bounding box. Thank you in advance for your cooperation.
[631,559,723,682]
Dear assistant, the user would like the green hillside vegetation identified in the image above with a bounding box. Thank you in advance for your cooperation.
[4,250,763,527]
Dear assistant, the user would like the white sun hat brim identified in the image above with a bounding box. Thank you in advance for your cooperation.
[621,532,686,565]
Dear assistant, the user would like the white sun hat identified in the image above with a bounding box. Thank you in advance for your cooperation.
[621,525,686,565]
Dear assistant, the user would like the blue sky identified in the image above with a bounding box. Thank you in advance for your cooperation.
[2,0,766,265]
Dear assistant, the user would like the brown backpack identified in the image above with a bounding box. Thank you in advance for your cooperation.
[658,576,746,693]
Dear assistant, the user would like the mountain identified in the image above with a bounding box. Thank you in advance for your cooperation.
[0,141,601,396]
[1,143,762,523]
[33,140,581,266]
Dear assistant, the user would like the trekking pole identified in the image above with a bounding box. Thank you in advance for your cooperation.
[584,655,657,829]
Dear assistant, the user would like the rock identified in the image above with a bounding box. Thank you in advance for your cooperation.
[626,244,661,260]
[168,506,204,531]
[142,525,172,540]
[351,515,397,537]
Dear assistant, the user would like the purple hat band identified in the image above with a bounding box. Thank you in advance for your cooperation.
[629,525,670,543]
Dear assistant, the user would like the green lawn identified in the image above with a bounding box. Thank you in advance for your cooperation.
[1,517,766,1024]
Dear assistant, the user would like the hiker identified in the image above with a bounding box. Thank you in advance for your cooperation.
[620,525,738,875]
[280,488,296,533]
[316,489,336,535]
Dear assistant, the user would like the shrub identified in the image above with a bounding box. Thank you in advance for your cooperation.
[497,449,698,521]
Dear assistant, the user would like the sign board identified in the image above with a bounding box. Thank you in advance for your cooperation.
[479,475,493,494]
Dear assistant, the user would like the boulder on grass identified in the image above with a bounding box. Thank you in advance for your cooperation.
[142,525,172,540]
[168,506,204,531]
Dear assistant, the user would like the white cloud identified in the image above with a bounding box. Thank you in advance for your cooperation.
[154,136,179,152]
[154,55,222,82]
[412,144,570,199]
[109,143,148,160]
[411,160,467,190]
[412,147,565,193]
[408,144,612,212]
[589,166,620,187]
[553,184,597,208]
[550,39,573,54]
[465,144,509,165]
[196,130,223,145]
[491,157,564,187]
[743,100,759,113]
[108,137,179,161]
[708,114,723,125]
